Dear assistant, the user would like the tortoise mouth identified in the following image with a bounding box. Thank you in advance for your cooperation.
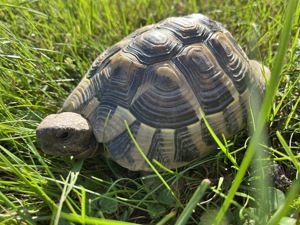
[73,143,100,159]
[38,143,100,159]
[36,135,100,159]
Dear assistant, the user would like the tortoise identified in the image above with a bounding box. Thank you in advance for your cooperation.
[36,13,270,171]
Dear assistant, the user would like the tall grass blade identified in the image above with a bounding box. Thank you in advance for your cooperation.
[0,148,56,210]
[266,178,300,225]
[175,179,211,225]
[213,0,299,224]
[60,211,140,225]
[124,120,183,208]
[199,110,238,168]
[157,210,177,225]
[0,191,35,224]
[276,131,300,171]
[53,159,84,225]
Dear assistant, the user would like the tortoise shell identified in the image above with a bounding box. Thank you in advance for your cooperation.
[36,14,269,171]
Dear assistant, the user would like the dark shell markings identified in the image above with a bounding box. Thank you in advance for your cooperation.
[36,14,270,171]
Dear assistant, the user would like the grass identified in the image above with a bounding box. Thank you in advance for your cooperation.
[0,0,299,224]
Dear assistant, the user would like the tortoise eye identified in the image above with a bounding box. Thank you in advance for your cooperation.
[57,131,72,141]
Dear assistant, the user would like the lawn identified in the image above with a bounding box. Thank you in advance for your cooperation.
[0,0,299,224]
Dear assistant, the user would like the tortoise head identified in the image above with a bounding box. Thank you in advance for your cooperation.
[36,112,99,159]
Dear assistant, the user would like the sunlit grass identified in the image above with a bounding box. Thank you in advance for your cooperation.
[0,0,299,224]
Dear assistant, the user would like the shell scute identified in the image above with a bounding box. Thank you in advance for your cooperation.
[146,129,175,169]
[158,17,212,44]
[129,64,199,129]
[174,45,235,115]
[106,120,141,169]
[123,29,182,65]
[174,127,200,162]
[53,14,268,171]
[207,32,249,93]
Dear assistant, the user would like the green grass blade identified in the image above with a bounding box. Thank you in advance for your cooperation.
[60,212,140,225]
[284,97,300,129]
[199,110,238,168]
[0,191,35,224]
[81,186,87,218]
[276,131,300,171]
[213,0,299,224]
[266,178,300,225]
[175,179,211,225]
[1,1,298,224]
[157,210,177,225]
[53,159,84,225]
[152,159,175,174]
[0,148,56,210]
[124,120,183,208]
[271,75,300,122]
